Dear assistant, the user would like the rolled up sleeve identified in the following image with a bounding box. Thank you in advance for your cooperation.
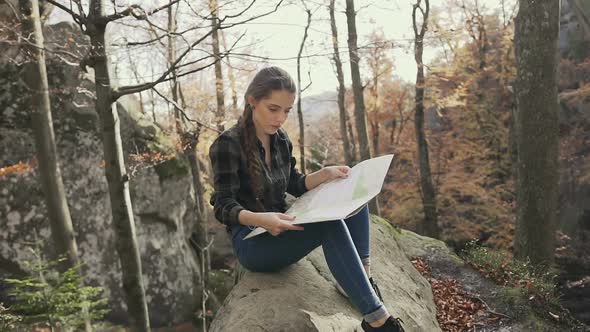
[209,135,245,227]
[286,137,308,197]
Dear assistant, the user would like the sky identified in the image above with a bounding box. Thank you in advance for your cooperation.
[47,0,510,98]
[233,0,437,95]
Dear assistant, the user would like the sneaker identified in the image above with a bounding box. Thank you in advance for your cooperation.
[361,316,405,332]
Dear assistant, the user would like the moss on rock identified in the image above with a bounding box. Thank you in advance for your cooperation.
[154,157,190,181]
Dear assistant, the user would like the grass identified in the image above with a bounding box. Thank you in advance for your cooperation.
[461,240,589,331]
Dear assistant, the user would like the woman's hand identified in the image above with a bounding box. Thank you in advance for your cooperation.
[303,165,351,191]
[321,166,350,183]
[256,212,304,236]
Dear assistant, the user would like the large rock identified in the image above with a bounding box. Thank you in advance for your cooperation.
[211,216,571,332]
[209,217,441,332]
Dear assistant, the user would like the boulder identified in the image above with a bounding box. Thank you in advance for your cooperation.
[209,217,441,332]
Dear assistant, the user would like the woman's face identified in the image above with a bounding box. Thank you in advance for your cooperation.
[249,89,295,136]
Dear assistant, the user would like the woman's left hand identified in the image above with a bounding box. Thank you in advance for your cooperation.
[321,166,350,183]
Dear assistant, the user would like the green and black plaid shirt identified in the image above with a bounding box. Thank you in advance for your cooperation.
[208,124,308,229]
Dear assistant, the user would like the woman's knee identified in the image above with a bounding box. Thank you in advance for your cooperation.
[321,219,348,233]
[349,205,369,220]
[239,255,293,273]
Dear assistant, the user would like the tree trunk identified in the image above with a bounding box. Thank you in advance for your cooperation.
[369,70,380,156]
[19,0,78,279]
[18,1,91,331]
[389,118,397,146]
[347,117,357,162]
[371,119,380,156]
[345,0,370,162]
[184,129,210,332]
[412,0,440,238]
[296,8,311,173]
[166,6,209,326]
[87,0,150,329]
[220,28,239,118]
[345,0,379,215]
[209,0,226,132]
[168,2,183,134]
[572,0,590,41]
[513,0,560,266]
[329,0,353,166]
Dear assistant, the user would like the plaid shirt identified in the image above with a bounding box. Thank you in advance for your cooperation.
[208,124,308,229]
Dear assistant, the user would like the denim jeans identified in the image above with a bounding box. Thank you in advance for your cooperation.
[229,205,389,323]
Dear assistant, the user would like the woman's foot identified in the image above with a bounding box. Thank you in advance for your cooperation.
[361,316,405,332]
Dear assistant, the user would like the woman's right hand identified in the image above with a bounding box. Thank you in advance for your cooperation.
[256,212,304,236]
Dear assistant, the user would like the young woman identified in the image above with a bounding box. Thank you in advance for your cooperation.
[209,66,405,332]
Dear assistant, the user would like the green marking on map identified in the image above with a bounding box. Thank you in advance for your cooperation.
[352,169,369,199]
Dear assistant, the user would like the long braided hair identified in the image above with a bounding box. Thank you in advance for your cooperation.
[238,66,297,211]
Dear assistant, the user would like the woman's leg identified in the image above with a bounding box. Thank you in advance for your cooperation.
[231,218,388,324]
[343,205,371,274]
[320,219,388,323]
[231,222,325,272]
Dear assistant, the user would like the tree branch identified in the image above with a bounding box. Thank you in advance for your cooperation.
[152,87,220,134]
[219,0,283,26]
[300,70,313,93]
[1,0,19,18]
[46,0,83,21]
[103,0,181,23]
[113,29,216,98]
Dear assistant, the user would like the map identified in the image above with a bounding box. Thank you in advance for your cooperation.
[243,154,394,239]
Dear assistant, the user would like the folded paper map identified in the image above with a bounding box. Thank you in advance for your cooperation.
[243,154,394,239]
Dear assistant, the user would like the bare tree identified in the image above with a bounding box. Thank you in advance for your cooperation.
[210,0,226,132]
[461,0,489,69]
[17,0,91,330]
[220,29,239,118]
[163,1,214,328]
[328,0,353,166]
[296,2,312,173]
[412,0,440,238]
[390,85,409,146]
[345,0,379,215]
[364,31,392,156]
[513,0,560,266]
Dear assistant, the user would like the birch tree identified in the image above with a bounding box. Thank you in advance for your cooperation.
[17,0,91,330]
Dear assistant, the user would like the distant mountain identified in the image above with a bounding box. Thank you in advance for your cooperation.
[292,91,339,128]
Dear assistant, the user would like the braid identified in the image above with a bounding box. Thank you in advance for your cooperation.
[239,104,266,212]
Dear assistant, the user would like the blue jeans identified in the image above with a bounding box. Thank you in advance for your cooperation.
[230,205,389,323]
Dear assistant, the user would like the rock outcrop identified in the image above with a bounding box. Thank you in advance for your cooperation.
[210,218,441,332]
[211,216,569,332]
[0,22,209,326]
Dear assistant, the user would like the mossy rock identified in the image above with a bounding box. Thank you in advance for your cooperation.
[154,157,190,181]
